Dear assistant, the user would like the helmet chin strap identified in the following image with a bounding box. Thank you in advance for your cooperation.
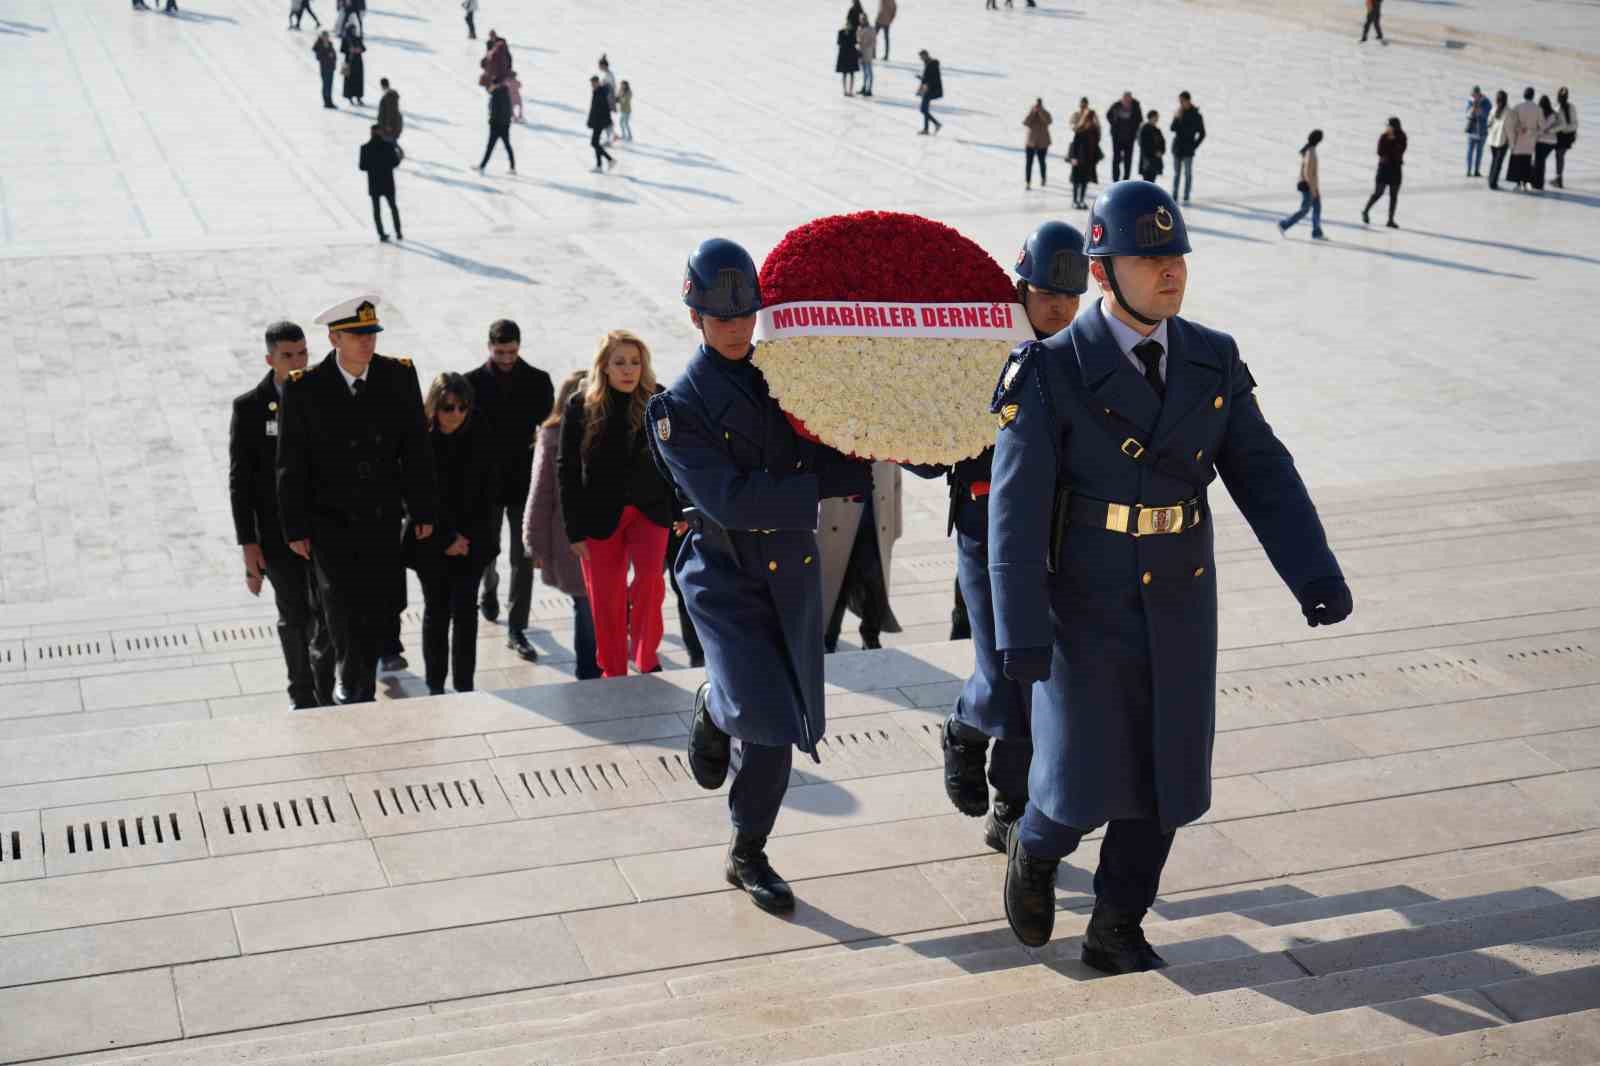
[1102,258,1161,328]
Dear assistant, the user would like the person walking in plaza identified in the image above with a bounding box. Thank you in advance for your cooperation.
[340,27,365,106]
[406,373,497,695]
[467,318,554,664]
[835,21,859,97]
[615,80,632,138]
[988,180,1351,962]
[875,0,895,60]
[524,371,601,680]
[480,33,511,90]
[1068,100,1102,209]
[478,78,516,173]
[462,0,476,39]
[229,321,334,710]
[855,20,877,97]
[313,31,337,108]
[598,55,618,145]
[1486,90,1511,189]
[1362,117,1406,227]
[1553,87,1577,189]
[1105,91,1142,183]
[559,331,675,678]
[1138,109,1165,182]
[1533,94,1560,191]
[1507,86,1541,191]
[277,295,438,705]
[1465,86,1491,177]
[587,76,616,170]
[1360,0,1383,43]
[1169,90,1205,203]
[820,462,903,653]
[377,78,403,142]
[291,0,320,30]
[1278,129,1325,240]
[647,239,872,914]
[1023,98,1051,190]
[359,125,402,241]
[917,50,943,135]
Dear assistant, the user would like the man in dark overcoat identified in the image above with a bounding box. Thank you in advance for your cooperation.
[276,295,438,704]
[646,239,870,914]
[359,126,402,242]
[988,181,1352,969]
[229,320,334,709]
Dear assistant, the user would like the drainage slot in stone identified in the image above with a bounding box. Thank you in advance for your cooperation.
[470,778,485,805]
[224,807,235,834]
[67,824,77,854]
[373,789,389,816]
[4,830,18,861]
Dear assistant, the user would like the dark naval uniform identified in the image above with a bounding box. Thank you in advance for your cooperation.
[989,182,1350,965]
[277,349,437,703]
[228,370,334,708]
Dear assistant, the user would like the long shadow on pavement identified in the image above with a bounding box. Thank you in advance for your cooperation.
[396,240,536,283]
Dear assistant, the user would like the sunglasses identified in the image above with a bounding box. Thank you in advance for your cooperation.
[438,402,468,414]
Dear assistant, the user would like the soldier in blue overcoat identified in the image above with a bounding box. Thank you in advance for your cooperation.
[913,221,1090,854]
[988,182,1353,968]
[646,238,871,914]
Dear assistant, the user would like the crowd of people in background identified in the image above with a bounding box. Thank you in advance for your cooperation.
[1021,91,1202,206]
[1484,85,1578,192]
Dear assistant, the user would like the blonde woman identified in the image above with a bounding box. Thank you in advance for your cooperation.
[556,331,675,677]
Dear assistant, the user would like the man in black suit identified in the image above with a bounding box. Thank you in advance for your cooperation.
[277,295,438,704]
[229,321,334,709]
[466,318,554,661]
[359,126,403,242]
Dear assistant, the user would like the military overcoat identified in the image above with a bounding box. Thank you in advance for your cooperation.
[989,302,1341,831]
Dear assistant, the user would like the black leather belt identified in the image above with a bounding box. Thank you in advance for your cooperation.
[1067,494,1205,537]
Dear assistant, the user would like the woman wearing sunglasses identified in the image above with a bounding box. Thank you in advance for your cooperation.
[406,371,499,694]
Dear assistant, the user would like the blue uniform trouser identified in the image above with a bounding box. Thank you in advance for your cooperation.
[729,739,792,841]
[953,528,1032,801]
[1020,808,1176,916]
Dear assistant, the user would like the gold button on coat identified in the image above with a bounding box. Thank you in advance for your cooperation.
[1213,396,1224,409]
[1194,567,1206,577]
[1141,572,1152,586]
[1194,449,1204,461]
[768,561,778,572]
[804,555,813,565]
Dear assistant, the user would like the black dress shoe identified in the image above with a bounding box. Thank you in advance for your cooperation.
[480,594,499,623]
[1081,905,1168,974]
[726,834,795,914]
[687,683,730,789]
[689,654,706,669]
[984,795,1025,853]
[506,629,539,662]
[1004,821,1059,948]
[379,653,408,672]
[941,716,990,817]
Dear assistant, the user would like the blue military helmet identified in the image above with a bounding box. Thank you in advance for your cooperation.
[1084,180,1192,259]
[682,238,763,318]
[1013,221,1090,295]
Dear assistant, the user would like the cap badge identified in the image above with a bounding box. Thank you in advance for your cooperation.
[1015,246,1027,268]
[1091,223,1104,243]
[681,276,693,297]
[1154,207,1174,232]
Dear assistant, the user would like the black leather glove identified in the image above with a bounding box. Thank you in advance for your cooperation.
[818,453,872,500]
[1003,647,1051,683]
[1299,577,1353,627]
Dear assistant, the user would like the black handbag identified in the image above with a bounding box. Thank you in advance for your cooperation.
[1297,179,1310,192]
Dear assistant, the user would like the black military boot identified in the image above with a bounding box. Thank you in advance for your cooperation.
[1004,821,1059,948]
[942,716,990,817]
[725,833,795,915]
[984,795,1026,854]
[686,682,730,789]
[1081,904,1168,974]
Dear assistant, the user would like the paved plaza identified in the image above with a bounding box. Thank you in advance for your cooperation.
[0,0,1596,607]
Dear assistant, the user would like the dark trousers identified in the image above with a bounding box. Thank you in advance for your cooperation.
[1362,8,1382,40]
[1020,810,1177,916]
[920,95,940,133]
[1025,147,1047,186]
[877,21,889,59]
[311,557,386,704]
[263,549,334,708]
[1111,140,1134,182]
[573,597,601,680]
[292,1,319,27]
[729,739,793,841]
[371,192,400,238]
[590,128,613,167]
[1364,176,1399,221]
[320,65,335,106]
[481,126,515,170]
[420,564,483,692]
[1488,144,1509,188]
[481,490,533,632]
[1138,156,1162,182]
[666,526,703,665]
[1533,142,1554,190]
[465,10,475,37]
[950,575,971,640]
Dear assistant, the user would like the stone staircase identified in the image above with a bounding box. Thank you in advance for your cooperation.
[2,461,1599,1064]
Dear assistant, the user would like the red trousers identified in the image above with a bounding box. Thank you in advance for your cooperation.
[580,505,669,677]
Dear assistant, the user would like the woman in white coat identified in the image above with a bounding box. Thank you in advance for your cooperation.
[819,461,903,652]
[1506,87,1542,190]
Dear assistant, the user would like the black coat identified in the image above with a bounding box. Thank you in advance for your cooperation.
[359,137,400,196]
[464,359,555,502]
[1170,106,1206,157]
[587,85,612,130]
[558,387,674,543]
[919,59,942,100]
[1138,123,1167,163]
[313,38,336,70]
[228,372,289,555]
[1105,97,1143,145]
[835,28,859,74]
[488,84,513,131]
[276,352,438,611]
[404,421,498,576]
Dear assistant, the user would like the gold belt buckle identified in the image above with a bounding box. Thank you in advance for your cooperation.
[1135,504,1185,537]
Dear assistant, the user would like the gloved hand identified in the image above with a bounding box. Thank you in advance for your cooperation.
[818,452,873,500]
[1299,577,1353,627]
[1003,646,1052,683]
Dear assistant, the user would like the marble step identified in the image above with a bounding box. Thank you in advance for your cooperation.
[1296,1006,1600,1066]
